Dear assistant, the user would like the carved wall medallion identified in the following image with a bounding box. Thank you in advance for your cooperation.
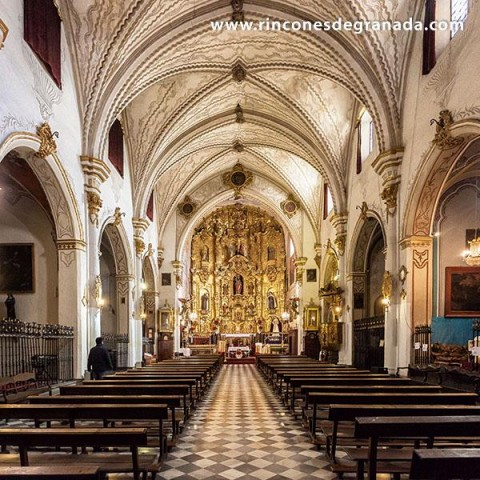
[430,110,464,150]
[135,237,145,256]
[334,233,346,256]
[280,194,299,218]
[233,140,244,152]
[222,162,253,199]
[178,196,197,218]
[36,122,58,158]
[399,265,408,285]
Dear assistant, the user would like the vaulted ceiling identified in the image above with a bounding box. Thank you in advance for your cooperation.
[59,0,421,240]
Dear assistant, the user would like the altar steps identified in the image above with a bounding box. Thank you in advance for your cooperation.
[225,356,256,365]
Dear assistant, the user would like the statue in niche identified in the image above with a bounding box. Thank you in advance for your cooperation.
[247,303,255,316]
[5,293,16,319]
[233,274,244,295]
[222,303,229,316]
[267,291,277,310]
[201,246,209,261]
[236,238,247,257]
[271,317,280,333]
[201,292,209,311]
[247,282,255,295]
[228,243,236,258]
[267,246,276,261]
[222,283,228,296]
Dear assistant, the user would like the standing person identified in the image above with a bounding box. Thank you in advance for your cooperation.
[87,337,113,380]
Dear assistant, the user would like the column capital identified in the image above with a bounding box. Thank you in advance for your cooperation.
[56,239,87,251]
[399,235,433,250]
[132,217,150,257]
[294,257,307,286]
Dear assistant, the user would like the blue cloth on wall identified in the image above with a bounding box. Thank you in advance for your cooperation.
[432,317,476,346]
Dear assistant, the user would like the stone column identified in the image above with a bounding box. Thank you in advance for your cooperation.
[132,218,150,366]
[373,150,403,374]
[57,240,87,378]
[80,156,110,352]
[171,260,185,352]
[294,257,307,354]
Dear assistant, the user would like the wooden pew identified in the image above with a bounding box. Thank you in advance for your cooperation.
[307,392,478,440]
[28,394,183,439]
[60,385,192,419]
[0,403,168,456]
[410,448,480,480]
[0,466,100,479]
[0,428,152,480]
[285,376,413,412]
[355,415,480,480]
[327,404,480,464]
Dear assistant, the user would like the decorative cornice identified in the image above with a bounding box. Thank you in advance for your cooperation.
[56,239,87,251]
[0,18,9,50]
[80,156,111,184]
[399,235,433,250]
[372,148,403,186]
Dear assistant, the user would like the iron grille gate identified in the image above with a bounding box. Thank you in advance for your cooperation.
[353,316,385,370]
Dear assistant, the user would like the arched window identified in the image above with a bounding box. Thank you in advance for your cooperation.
[24,0,62,88]
[323,184,334,219]
[451,0,469,38]
[356,110,374,173]
[108,119,124,177]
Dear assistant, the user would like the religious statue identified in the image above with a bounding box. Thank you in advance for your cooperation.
[201,292,209,311]
[271,317,280,333]
[267,291,277,310]
[247,282,255,295]
[201,246,209,261]
[233,274,243,295]
[5,293,16,319]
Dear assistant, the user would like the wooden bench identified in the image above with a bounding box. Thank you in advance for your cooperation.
[0,428,154,480]
[28,394,183,438]
[0,466,100,479]
[327,404,480,463]
[410,448,480,479]
[355,415,480,480]
[0,403,169,456]
[60,384,191,419]
[306,392,478,440]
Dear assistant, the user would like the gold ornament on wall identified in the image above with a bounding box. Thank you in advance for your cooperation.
[87,191,102,226]
[430,110,463,150]
[222,162,253,199]
[381,183,399,216]
[36,122,58,159]
[135,238,145,256]
[334,234,346,256]
[0,18,8,50]
[113,207,125,225]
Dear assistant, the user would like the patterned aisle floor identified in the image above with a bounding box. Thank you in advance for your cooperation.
[159,364,337,480]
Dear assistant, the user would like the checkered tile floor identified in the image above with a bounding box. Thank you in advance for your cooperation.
[159,364,336,480]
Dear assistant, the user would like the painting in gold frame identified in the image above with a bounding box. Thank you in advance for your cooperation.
[304,306,320,331]
[158,305,174,332]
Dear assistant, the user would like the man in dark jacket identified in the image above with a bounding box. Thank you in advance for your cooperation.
[87,337,113,379]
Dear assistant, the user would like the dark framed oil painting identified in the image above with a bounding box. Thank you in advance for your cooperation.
[445,266,480,317]
[161,273,172,286]
[0,244,34,293]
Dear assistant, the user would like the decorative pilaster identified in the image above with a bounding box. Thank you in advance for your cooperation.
[81,156,110,227]
[294,257,307,286]
[373,148,404,372]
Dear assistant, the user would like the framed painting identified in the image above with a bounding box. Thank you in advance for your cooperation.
[306,268,317,282]
[161,273,172,286]
[445,266,480,317]
[158,305,174,332]
[0,244,34,293]
[304,306,320,330]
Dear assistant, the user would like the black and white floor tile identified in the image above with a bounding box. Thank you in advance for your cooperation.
[158,364,336,480]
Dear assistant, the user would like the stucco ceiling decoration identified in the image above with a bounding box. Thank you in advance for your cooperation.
[60,0,416,155]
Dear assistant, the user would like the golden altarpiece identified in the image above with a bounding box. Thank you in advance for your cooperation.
[190,204,286,336]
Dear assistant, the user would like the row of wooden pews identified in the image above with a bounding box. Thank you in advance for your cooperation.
[0,354,222,480]
[257,354,480,479]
